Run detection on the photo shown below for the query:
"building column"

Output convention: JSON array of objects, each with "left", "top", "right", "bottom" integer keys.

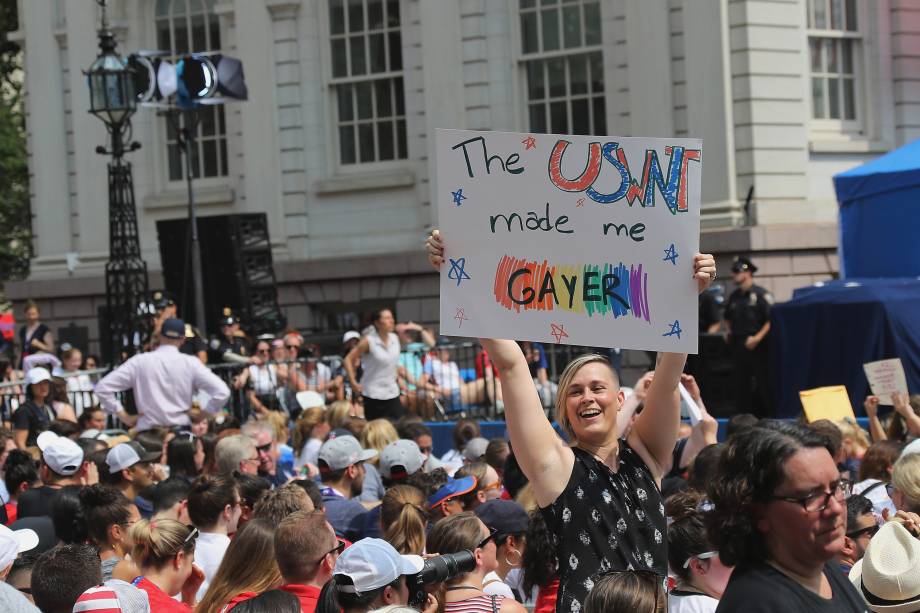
[
  {"left": 66, "top": 3, "right": 112, "bottom": 272},
  {"left": 21, "top": 0, "right": 72, "bottom": 277},
  {"left": 624, "top": 0, "right": 674, "bottom": 136},
  {"left": 683, "top": 0, "right": 743, "bottom": 227}
]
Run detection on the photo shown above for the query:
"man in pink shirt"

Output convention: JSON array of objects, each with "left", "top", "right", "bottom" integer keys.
[
  {"left": 275, "top": 510, "right": 343, "bottom": 612},
  {"left": 96, "top": 319, "right": 230, "bottom": 430}
]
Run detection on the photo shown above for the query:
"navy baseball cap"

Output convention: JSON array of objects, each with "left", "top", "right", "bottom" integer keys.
[
  {"left": 161, "top": 318, "right": 185, "bottom": 339},
  {"left": 475, "top": 499, "right": 529, "bottom": 536},
  {"left": 428, "top": 476, "right": 477, "bottom": 509}
]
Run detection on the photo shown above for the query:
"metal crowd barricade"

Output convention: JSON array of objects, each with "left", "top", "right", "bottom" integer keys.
[
  {"left": 0, "top": 367, "right": 111, "bottom": 424},
  {"left": 206, "top": 356, "right": 344, "bottom": 423}
]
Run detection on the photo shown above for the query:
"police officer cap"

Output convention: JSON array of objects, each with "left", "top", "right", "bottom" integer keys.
[
  {"left": 731, "top": 257, "right": 757, "bottom": 274},
  {"left": 220, "top": 307, "right": 238, "bottom": 326},
  {"left": 152, "top": 291, "right": 175, "bottom": 310}
]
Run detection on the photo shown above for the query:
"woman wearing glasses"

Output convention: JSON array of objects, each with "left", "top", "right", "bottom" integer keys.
[
  {"left": 80, "top": 484, "right": 142, "bottom": 582},
  {"left": 428, "top": 230, "right": 715, "bottom": 612},
  {"left": 233, "top": 339, "right": 280, "bottom": 415},
  {"left": 706, "top": 421, "right": 865, "bottom": 612},
  {"left": 665, "top": 490, "right": 732, "bottom": 612},
  {"left": 128, "top": 519, "right": 204, "bottom": 612},
  {"left": 427, "top": 512, "right": 527, "bottom": 613}
]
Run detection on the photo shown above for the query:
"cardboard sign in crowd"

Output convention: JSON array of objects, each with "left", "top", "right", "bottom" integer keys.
[{"left": 436, "top": 129, "right": 703, "bottom": 353}]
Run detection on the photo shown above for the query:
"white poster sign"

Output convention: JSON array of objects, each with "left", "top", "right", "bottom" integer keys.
[
  {"left": 863, "top": 358, "right": 908, "bottom": 405},
  {"left": 436, "top": 129, "right": 702, "bottom": 352}
]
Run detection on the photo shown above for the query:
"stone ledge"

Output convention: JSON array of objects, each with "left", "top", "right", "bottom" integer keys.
[
  {"left": 275, "top": 251, "right": 432, "bottom": 283},
  {"left": 314, "top": 169, "right": 416, "bottom": 195},
  {"left": 701, "top": 223, "right": 838, "bottom": 253},
  {"left": 143, "top": 185, "right": 235, "bottom": 211}
]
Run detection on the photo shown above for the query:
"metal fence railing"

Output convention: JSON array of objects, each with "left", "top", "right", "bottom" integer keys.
[{"left": 0, "top": 341, "right": 627, "bottom": 426}]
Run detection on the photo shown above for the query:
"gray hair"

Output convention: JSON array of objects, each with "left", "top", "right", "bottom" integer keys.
[
  {"left": 241, "top": 419, "right": 275, "bottom": 442},
  {"left": 215, "top": 434, "right": 256, "bottom": 474}
]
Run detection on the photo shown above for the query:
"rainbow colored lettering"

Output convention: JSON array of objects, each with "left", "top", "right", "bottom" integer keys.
[{"left": 493, "top": 255, "right": 651, "bottom": 322}]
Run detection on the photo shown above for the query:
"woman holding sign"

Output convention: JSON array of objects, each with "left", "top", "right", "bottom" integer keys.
[{"left": 427, "top": 230, "right": 716, "bottom": 613}]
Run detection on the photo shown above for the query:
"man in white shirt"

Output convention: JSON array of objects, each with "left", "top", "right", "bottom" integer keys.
[
  {"left": 95, "top": 319, "right": 231, "bottom": 431},
  {"left": 186, "top": 474, "right": 241, "bottom": 600}
]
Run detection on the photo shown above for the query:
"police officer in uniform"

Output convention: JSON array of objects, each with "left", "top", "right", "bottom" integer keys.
[
  {"left": 181, "top": 323, "right": 209, "bottom": 363},
  {"left": 723, "top": 257, "right": 773, "bottom": 417},
  {"left": 144, "top": 291, "right": 178, "bottom": 350},
  {"left": 208, "top": 308, "right": 252, "bottom": 364}
]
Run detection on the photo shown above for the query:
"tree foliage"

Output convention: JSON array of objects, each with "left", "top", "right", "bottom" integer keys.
[{"left": 0, "top": 0, "right": 31, "bottom": 283}]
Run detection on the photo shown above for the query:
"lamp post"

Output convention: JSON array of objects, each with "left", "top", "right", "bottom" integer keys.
[{"left": 86, "top": 0, "right": 149, "bottom": 365}]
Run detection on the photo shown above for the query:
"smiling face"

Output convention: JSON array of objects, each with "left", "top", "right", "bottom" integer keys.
[
  {"left": 254, "top": 430, "right": 277, "bottom": 475},
  {"left": 63, "top": 350, "right": 82, "bottom": 372},
  {"left": 561, "top": 360, "right": 624, "bottom": 444},
  {"left": 758, "top": 447, "right": 846, "bottom": 568}
]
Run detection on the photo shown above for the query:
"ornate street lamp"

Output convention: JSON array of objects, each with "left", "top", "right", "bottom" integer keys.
[{"left": 85, "top": 0, "right": 149, "bottom": 365}]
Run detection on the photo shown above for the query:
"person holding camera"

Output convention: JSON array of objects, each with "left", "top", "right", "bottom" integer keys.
[
  {"left": 320, "top": 538, "right": 438, "bottom": 613},
  {"left": 426, "top": 512, "right": 527, "bottom": 613}
]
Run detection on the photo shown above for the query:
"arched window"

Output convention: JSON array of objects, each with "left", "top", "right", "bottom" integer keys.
[{"left": 155, "top": 0, "right": 228, "bottom": 181}]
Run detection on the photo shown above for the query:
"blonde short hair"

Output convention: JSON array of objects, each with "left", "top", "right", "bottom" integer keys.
[
  {"left": 553, "top": 354, "right": 619, "bottom": 441},
  {"left": 361, "top": 419, "right": 399, "bottom": 466},
  {"left": 892, "top": 452, "right": 920, "bottom": 510}
]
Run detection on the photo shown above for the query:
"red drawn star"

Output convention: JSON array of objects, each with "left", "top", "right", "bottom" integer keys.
[
  {"left": 550, "top": 323, "right": 569, "bottom": 344},
  {"left": 522, "top": 135, "right": 536, "bottom": 150},
  {"left": 454, "top": 308, "right": 469, "bottom": 327},
  {"left": 576, "top": 197, "right": 585, "bottom": 207}
]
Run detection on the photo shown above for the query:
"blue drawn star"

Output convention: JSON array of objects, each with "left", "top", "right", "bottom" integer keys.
[
  {"left": 662, "top": 320, "right": 683, "bottom": 340},
  {"left": 452, "top": 188, "right": 467, "bottom": 207},
  {"left": 663, "top": 243, "right": 678, "bottom": 265},
  {"left": 447, "top": 257, "right": 471, "bottom": 287}
]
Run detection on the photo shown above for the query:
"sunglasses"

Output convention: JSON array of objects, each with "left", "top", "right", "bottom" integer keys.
[
  {"left": 476, "top": 527, "right": 498, "bottom": 550},
  {"left": 682, "top": 550, "right": 718, "bottom": 569},
  {"left": 173, "top": 430, "right": 196, "bottom": 443},
  {"left": 256, "top": 441, "right": 273, "bottom": 454},
  {"left": 846, "top": 524, "right": 879, "bottom": 539},
  {"left": 315, "top": 539, "right": 346, "bottom": 565},
  {"left": 285, "top": 345, "right": 299, "bottom": 350}
]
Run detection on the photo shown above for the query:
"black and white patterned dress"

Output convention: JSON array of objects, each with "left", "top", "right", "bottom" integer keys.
[{"left": 540, "top": 441, "right": 667, "bottom": 613}]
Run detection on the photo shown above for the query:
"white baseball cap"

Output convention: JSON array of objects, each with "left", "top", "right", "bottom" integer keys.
[
  {"left": 379, "top": 439, "right": 427, "bottom": 479},
  {"left": 318, "top": 435, "right": 378, "bottom": 472},
  {"left": 106, "top": 442, "right": 161, "bottom": 473},
  {"left": 343, "top": 331, "right": 361, "bottom": 343},
  {"left": 36, "top": 431, "right": 84, "bottom": 476},
  {"left": 0, "top": 524, "right": 39, "bottom": 570},
  {"left": 25, "top": 367, "right": 52, "bottom": 387},
  {"left": 334, "top": 538, "right": 424, "bottom": 593},
  {"left": 296, "top": 390, "right": 325, "bottom": 411}
]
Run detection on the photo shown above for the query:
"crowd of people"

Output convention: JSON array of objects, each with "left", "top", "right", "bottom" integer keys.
[{"left": 0, "top": 235, "right": 915, "bottom": 612}]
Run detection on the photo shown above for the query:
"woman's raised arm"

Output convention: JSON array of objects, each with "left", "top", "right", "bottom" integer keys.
[
  {"left": 628, "top": 253, "right": 715, "bottom": 478},
  {"left": 426, "top": 231, "right": 573, "bottom": 506}
]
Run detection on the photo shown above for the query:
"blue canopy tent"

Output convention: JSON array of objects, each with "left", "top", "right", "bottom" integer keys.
[
  {"left": 833, "top": 138, "right": 920, "bottom": 278},
  {"left": 771, "top": 279, "right": 920, "bottom": 418}
]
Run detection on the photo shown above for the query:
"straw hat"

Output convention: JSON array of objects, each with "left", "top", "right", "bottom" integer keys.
[{"left": 849, "top": 522, "right": 920, "bottom": 612}]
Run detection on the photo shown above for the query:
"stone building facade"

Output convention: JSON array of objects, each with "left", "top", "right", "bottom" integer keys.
[{"left": 7, "top": 0, "right": 920, "bottom": 353}]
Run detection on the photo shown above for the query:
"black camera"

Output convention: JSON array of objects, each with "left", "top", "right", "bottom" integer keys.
[{"left": 407, "top": 550, "right": 477, "bottom": 608}]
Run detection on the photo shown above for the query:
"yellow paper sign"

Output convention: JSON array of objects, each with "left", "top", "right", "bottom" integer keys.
[{"left": 799, "top": 386, "right": 856, "bottom": 423}]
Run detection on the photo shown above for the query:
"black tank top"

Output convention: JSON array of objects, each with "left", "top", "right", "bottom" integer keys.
[{"left": 540, "top": 442, "right": 666, "bottom": 613}]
